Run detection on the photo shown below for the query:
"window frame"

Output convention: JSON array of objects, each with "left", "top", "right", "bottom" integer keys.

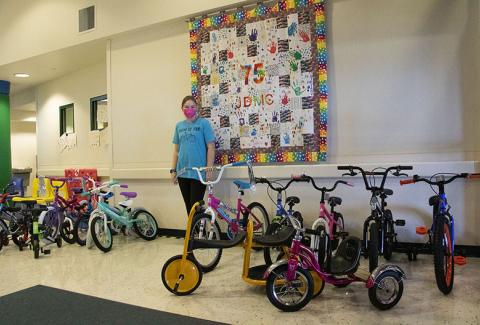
[
  {"left": 59, "top": 103, "right": 75, "bottom": 136},
  {"left": 90, "top": 94, "right": 108, "bottom": 131}
]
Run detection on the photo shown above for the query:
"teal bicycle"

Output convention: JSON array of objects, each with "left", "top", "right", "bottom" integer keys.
[{"left": 85, "top": 180, "right": 158, "bottom": 252}]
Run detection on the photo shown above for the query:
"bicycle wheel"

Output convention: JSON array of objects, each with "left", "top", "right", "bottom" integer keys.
[
  {"left": 190, "top": 213, "right": 222, "bottom": 273},
  {"left": 90, "top": 215, "right": 113, "bottom": 252},
  {"left": 73, "top": 215, "right": 89, "bottom": 246},
  {"left": 161, "top": 254, "right": 203, "bottom": 296},
  {"left": 243, "top": 202, "right": 269, "bottom": 236},
  {"left": 132, "top": 209, "right": 158, "bottom": 240},
  {"left": 0, "top": 219, "right": 9, "bottom": 246},
  {"left": 369, "top": 223, "right": 379, "bottom": 272},
  {"left": 368, "top": 270, "right": 404, "bottom": 310},
  {"left": 41, "top": 209, "right": 62, "bottom": 241},
  {"left": 32, "top": 237, "right": 40, "bottom": 259},
  {"left": 266, "top": 264, "right": 313, "bottom": 312},
  {"left": 332, "top": 213, "right": 344, "bottom": 251},
  {"left": 433, "top": 215, "right": 454, "bottom": 294},
  {"left": 383, "top": 220, "right": 394, "bottom": 261},
  {"left": 263, "top": 221, "right": 285, "bottom": 265},
  {"left": 60, "top": 214, "right": 76, "bottom": 244},
  {"left": 311, "top": 271, "right": 325, "bottom": 298}
]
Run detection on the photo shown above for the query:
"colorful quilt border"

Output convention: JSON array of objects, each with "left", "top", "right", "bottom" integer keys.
[{"left": 188, "top": 0, "right": 327, "bottom": 163}]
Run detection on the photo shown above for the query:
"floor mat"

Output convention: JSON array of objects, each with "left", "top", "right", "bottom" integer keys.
[{"left": 0, "top": 285, "right": 228, "bottom": 325}]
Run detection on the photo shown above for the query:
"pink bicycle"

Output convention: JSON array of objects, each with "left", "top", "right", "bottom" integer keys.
[
  {"left": 178, "top": 162, "right": 269, "bottom": 272},
  {"left": 292, "top": 175, "right": 353, "bottom": 275}
]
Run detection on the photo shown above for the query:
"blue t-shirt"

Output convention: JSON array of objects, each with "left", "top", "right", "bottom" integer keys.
[{"left": 173, "top": 118, "right": 216, "bottom": 180}]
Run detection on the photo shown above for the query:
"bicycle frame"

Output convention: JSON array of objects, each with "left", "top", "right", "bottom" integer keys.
[{"left": 205, "top": 189, "right": 263, "bottom": 234}]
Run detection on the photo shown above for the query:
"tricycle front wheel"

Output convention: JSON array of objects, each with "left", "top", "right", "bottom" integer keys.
[{"left": 161, "top": 254, "right": 202, "bottom": 296}]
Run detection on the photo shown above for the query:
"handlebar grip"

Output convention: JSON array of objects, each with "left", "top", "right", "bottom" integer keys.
[
  {"left": 120, "top": 184, "right": 128, "bottom": 188},
  {"left": 232, "top": 161, "right": 247, "bottom": 167},
  {"left": 398, "top": 165, "right": 413, "bottom": 170},
  {"left": 255, "top": 177, "right": 267, "bottom": 183},
  {"left": 468, "top": 173, "right": 480, "bottom": 179},
  {"left": 400, "top": 179, "right": 415, "bottom": 186},
  {"left": 291, "top": 174, "right": 308, "bottom": 181},
  {"left": 337, "top": 166, "right": 352, "bottom": 170}
]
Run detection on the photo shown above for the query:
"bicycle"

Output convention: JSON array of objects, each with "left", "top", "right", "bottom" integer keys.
[
  {"left": 253, "top": 176, "right": 304, "bottom": 265},
  {"left": 338, "top": 165, "right": 412, "bottom": 272},
  {"left": 0, "top": 182, "right": 23, "bottom": 250},
  {"left": 400, "top": 172, "right": 480, "bottom": 294},
  {"left": 291, "top": 175, "right": 353, "bottom": 275},
  {"left": 264, "top": 211, "right": 406, "bottom": 312},
  {"left": 177, "top": 162, "right": 269, "bottom": 272},
  {"left": 86, "top": 180, "right": 158, "bottom": 252}
]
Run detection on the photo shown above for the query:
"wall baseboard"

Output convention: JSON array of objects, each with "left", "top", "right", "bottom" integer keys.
[{"left": 158, "top": 228, "right": 480, "bottom": 257}]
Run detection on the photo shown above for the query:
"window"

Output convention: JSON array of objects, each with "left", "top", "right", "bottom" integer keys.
[
  {"left": 90, "top": 95, "right": 108, "bottom": 131},
  {"left": 59, "top": 103, "right": 75, "bottom": 136}
]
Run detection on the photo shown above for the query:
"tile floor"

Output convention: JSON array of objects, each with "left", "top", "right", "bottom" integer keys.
[{"left": 0, "top": 235, "right": 479, "bottom": 325}]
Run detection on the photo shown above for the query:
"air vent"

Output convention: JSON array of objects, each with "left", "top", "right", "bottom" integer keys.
[{"left": 79, "top": 6, "right": 95, "bottom": 32}]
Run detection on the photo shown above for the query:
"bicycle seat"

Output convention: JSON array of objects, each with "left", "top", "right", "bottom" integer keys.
[
  {"left": 286, "top": 196, "right": 300, "bottom": 206},
  {"left": 330, "top": 236, "right": 361, "bottom": 275},
  {"left": 191, "top": 231, "right": 246, "bottom": 249},
  {"left": 233, "top": 180, "right": 252, "bottom": 190},
  {"left": 382, "top": 188, "right": 394, "bottom": 196},
  {"left": 328, "top": 196, "right": 342, "bottom": 207},
  {"left": 253, "top": 226, "right": 295, "bottom": 246},
  {"left": 429, "top": 195, "right": 439, "bottom": 207},
  {"left": 120, "top": 192, "right": 137, "bottom": 199}
]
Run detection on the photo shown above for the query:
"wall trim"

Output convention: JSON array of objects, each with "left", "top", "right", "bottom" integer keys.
[{"left": 112, "top": 161, "right": 478, "bottom": 180}]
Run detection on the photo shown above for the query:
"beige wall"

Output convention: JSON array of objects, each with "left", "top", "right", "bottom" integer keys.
[
  {"left": 10, "top": 121, "right": 37, "bottom": 194},
  {"left": 0, "top": 0, "right": 254, "bottom": 65},
  {"left": 36, "top": 61, "right": 109, "bottom": 175},
  {"left": 31, "top": 0, "right": 480, "bottom": 244}
]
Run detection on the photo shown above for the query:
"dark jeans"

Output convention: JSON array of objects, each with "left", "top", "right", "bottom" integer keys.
[{"left": 177, "top": 177, "right": 206, "bottom": 215}]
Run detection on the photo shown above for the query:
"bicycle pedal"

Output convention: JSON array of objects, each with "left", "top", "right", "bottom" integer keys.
[
  {"left": 43, "top": 249, "right": 51, "bottom": 255},
  {"left": 395, "top": 219, "right": 405, "bottom": 226},
  {"left": 416, "top": 226, "right": 428, "bottom": 235}
]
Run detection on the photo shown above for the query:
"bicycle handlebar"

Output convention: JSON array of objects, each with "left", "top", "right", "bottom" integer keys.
[
  {"left": 400, "top": 173, "right": 469, "bottom": 187},
  {"left": 255, "top": 177, "right": 298, "bottom": 193},
  {"left": 337, "top": 165, "right": 412, "bottom": 190},
  {"left": 179, "top": 162, "right": 253, "bottom": 186},
  {"left": 291, "top": 174, "right": 353, "bottom": 192}
]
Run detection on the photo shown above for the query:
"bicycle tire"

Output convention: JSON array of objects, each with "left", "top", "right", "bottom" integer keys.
[
  {"left": 433, "top": 214, "right": 454, "bottom": 294},
  {"left": 190, "top": 213, "right": 222, "bottom": 273},
  {"left": 73, "top": 215, "right": 89, "bottom": 246},
  {"left": 60, "top": 216, "right": 76, "bottom": 244},
  {"left": 132, "top": 209, "right": 158, "bottom": 240},
  {"left": 263, "top": 222, "right": 284, "bottom": 265},
  {"left": 266, "top": 264, "right": 313, "bottom": 312},
  {"left": 383, "top": 220, "right": 394, "bottom": 261},
  {"left": 369, "top": 222, "right": 379, "bottom": 272},
  {"left": 90, "top": 215, "right": 113, "bottom": 252}
]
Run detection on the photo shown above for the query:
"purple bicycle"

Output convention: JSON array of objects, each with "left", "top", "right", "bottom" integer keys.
[{"left": 176, "top": 162, "right": 268, "bottom": 272}]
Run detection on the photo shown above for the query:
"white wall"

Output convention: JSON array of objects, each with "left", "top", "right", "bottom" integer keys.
[
  {"left": 30, "top": 1, "right": 480, "bottom": 244},
  {"left": 10, "top": 121, "right": 37, "bottom": 194},
  {"left": 36, "top": 61, "right": 109, "bottom": 175},
  {"left": 106, "top": 0, "right": 480, "bottom": 245},
  {"left": 0, "top": 0, "right": 253, "bottom": 66}
]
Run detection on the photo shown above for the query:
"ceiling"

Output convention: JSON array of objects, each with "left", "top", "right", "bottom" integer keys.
[{"left": 0, "top": 39, "right": 107, "bottom": 96}]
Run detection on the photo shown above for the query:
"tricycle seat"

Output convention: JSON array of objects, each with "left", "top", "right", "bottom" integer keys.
[
  {"left": 253, "top": 226, "right": 295, "bottom": 247},
  {"left": 330, "top": 236, "right": 361, "bottom": 275},
  {"left": 191, "top": 231, "right": 246, "bottom": 250}
]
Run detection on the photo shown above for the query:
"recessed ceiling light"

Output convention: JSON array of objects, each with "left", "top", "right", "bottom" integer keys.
[{"left": 14, "top": 73, "right": 30, "bottom": 78}]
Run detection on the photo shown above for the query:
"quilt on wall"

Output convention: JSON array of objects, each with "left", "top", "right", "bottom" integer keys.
[{"left": 189, "top": 0, "right": 328, "bottom": 164}]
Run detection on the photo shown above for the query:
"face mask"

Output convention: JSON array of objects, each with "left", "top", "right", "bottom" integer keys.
[{"left": 183, "top": 107, "right": 197, "bottom": 119}]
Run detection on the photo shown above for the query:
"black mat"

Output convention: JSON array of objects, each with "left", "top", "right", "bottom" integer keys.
[{"left": 0, "top": 285, "right": 228, "bottom": 325}]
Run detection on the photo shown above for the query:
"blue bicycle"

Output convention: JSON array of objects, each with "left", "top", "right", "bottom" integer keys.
[{"left": 400, "top": 173, "right": 478, "bottom": 294}]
